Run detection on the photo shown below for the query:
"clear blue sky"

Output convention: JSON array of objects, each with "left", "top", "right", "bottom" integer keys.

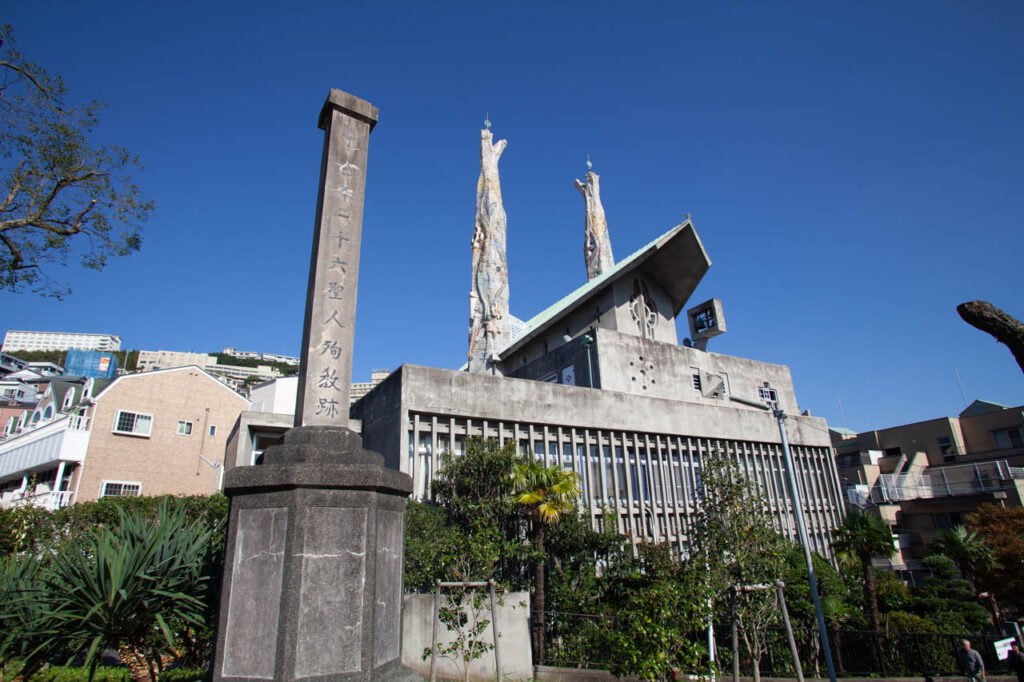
[{"left": 4, "top": 1, "right": 1023, "bottom": 432}]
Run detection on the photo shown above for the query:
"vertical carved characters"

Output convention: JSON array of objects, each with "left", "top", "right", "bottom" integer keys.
[
  {"left": 294, "top": 91, "right": 376, "bottom": 426},
  {"left": 574, "top": 168, "right": 614, "bottom": 281},
  {"left": 468, "top": 127, "right": 510, "bottom": 374}
]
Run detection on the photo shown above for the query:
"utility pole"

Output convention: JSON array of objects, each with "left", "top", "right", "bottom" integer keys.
[{"left": 775, "top": 407, "right": 837, "bottom": 682}]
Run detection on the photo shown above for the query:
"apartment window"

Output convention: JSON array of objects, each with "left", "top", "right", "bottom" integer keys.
[
  {"left": 932, "top": 511, "right": 963, "bottom": 529},
  {"left": 884, "top": 446, "right": 902, "bottom": 458},
  {"left": 112, "top": 410, "right": 153, "bottom": 437},
  {"left": 209, "top": 425, "right": 217, "bottom": 437},
  {"left": 691, "top": 374, "right": 702, "bottom": 392},
  {"left": 758, "top": 386, "right": 778, "bottom": 403},
  {"left": 100, "top": 481, "right": 141, "bottom": 498},
  {"left": 993, "top": 427, "right": 1024, "bottom": 450},
  {"left": 938, "top": 437, "right": 956, "bottom": 462},
  {"left": 177, "top": 420, "right": 193, "bottom": 436}
]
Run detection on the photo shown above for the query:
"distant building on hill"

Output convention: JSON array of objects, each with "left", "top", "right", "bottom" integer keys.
[
  {"left": 2, "top": 330, "right": 121, "bottom": 353},
  {"left": 136, "top": 350, "right": 284, "bottom": 383},
  {"left": 222, "top": 347, "right": 300, "bottom": 366}
]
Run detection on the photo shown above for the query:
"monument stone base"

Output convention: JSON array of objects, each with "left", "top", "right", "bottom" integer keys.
[{"left": 211, "top": 426, "right": 423, "bottom": 681}]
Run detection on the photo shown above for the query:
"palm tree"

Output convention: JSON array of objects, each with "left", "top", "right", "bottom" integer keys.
[
  {"left": 929, "top": 525, "right": 995, "bottom": 593},
  {"left": 511, "top": 456, "right": 581, "bottom": 664},
  {"left": 831, "top": 510, "right": 894, "bottom": 633}
]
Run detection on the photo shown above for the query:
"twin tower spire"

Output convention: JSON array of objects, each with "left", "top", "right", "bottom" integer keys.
[{"left": 467, "top": 121, "right": 615, "bottom": 373}]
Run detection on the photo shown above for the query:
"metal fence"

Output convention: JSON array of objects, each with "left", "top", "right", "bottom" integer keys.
[{"left": 543, "top": 612, "right": 1015, "bottom": 677}]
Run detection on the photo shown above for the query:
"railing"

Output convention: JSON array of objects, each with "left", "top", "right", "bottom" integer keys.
[
  {"left": 0, "top": 413, "right": 91, "bottom": 444},
  {"left": 542, "top": 612, "right": 1014, "bottom": 676},
  {"left": 1, "top": 488, "right": 73, "bottom": 510},
  {"left": 876, "top": 460, "right": 1015, "bottom": 503}
]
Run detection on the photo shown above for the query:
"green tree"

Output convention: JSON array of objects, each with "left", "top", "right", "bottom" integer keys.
[
  {"left": 689, "top": 457, "right": 789, "bottom": 682},
  {"left": 831, "top": 510, "right": 894, "bottom": 632},
  {"left": 511, "top": 454, "right": 581, "bottom": 664},
  {"left": 602, "top": 542, "right": 710, "bottom": 681},
  {"left": 0, "top": 24, "right": 152, "bottom": 297},
  {"left": 928, "top": 525, "right": 995, "bottom": 595},
  {"left": 910, "top": 555, "right": 989, "bottom": 633}
]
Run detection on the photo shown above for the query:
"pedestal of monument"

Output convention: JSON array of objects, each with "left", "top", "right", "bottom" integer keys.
[{"left": 211, "top": 427, "right": 422, "bottom": 681}]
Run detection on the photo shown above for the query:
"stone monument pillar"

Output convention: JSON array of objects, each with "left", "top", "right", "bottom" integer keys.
[
  {"left": 211, "top": 89, "right": 420, "bottom": 682},
  {"left": 574, "top": 162, "right": 614, "bottom": 281},
  {"left": 467, "top": 121, "right": 510, "bottom": 374}
]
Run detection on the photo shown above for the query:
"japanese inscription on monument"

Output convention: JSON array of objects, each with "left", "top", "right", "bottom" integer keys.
[{"left": 294, "top": 89, "right": 377, "bottom": 426}]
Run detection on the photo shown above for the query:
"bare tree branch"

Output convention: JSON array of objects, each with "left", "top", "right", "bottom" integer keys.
[{"left": 957, "top": 300, "right": 1024, "bottom": 374}]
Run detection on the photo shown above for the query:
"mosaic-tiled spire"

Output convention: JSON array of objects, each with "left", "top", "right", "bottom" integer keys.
[
  {"left": 468, "top": 121, "right": 509, "bottom": 373},
  {"left": 574, "top": 161, "right": 614, "bottom": 280}
]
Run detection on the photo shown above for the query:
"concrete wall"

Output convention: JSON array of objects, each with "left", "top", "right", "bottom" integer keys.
[
  {"left": 388, "top": 364, "right": 829, "bottom": 449},
  {"left": 959, "top": 406, "right": 1024, "bottom": 457},
  {"left": 77, "top": 368, "right": 249, "bottom": 501},
  {"left": 593, "top": 328, "right": 801, "bottom": 414},
  {"left": 224, "top": 410, "right": 294, "bottom": 469},
  {"left": 401, "top": 591, "right": 531, "bottom": 681},
  {"left": 610, "top": 273, "right": 678, "bottom": 345},
  {"left": 248, "top": 376, "right": 297, "bottom": 415},
  {"left": 351, "top": 367, "right": 407, "bottom": 472}
]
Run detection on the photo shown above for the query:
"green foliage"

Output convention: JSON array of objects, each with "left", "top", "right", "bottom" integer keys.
[
  {"left": 831, "top": 509, "right": 894, "bottom": 631},
  {"left": 874, "top": 568, "right": 911, "bottom": 615},
  {"left": 404, "top": 501, "right": 502, "bottom": 591},
  {"left": 0, "top": 24, "right": 153, "bottom": 297},
  {"left": 0, "top": 493, "right": 228, "bottom": 559},
  {"left": 928, "top": 525, "right": 994, "bottom": 591},
  {"left": 429, "top": 437, "right": 528, "bottom": 589},
  {"left": 0, "top": 496, "right": 226, "bottom": 678},
  {"left": 602, "top": 543, "right": 710, "bottom": 681},
  {"left": 545, "top": 509, "right": 630, "bottom": 615},
  {"left": 885, "top": 610, "right": 939, "bottom": 633},
  {"left": 782, "top": 545, "right": 852, "bottom": 629},
  {"left": 909, "top": 555, "right": 990, "bottom": 633}
]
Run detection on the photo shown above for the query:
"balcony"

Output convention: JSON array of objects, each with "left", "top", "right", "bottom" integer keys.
[
  {"left": 0, "top": 414, "right": 91, "bottom": 481},
  {"left": 874, "top": 460, "right": 1017, "bottom": 503},
  {"left": 1, "top": 488, "right": 74, "bottom": 510}
]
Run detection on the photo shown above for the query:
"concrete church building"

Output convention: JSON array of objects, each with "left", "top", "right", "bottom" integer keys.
[{"left": 351, "top": 125, "right": 846, "bottom": 557}]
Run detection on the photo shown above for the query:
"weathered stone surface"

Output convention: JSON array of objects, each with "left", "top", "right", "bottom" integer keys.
[
  {"left": 293, "top": 507, "right": 367, "bottom": 677},
  {"left": 372, "top": 510, "right": 404, "bottom": 667},
  {"left": 294, "top": 89, "right": 377, "bottom": 428},
  {"left": 468, "top": 126, "right": 510, "bottom": 374},
  {"left": 220, "top": 507, "right": 288, "bottom": 680},
  {"left": 574, "top": 168, "right": 614, "bottom": 281}
]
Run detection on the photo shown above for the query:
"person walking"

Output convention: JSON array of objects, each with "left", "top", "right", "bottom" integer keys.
[
  {"left": 1007, "top": 642, "right": 1024, "bottom": 682},
  {"left": 961, "top": 639, "right": 986, "bottom": 682}
]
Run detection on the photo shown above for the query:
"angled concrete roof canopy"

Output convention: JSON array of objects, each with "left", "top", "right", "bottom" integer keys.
[{"left": 498, "top": 218, "right": 710, "bottom": 359}]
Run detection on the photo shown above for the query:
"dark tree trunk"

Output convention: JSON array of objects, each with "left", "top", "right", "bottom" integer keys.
[
  {"left": 532, "top": 524, "right": 546, "bottom": 665},
  {"left": 957, "top": 301, "right": 1024, "bottom": 373},
  {"left": 862, "top": 554, "right": 881, "bottom": 633}
]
